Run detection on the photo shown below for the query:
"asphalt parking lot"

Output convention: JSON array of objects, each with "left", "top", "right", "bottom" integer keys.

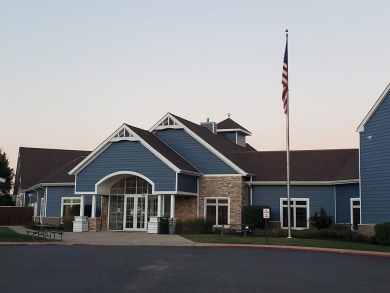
[{"left": 1, "top": 246, "right": 389, "bottom": 293}]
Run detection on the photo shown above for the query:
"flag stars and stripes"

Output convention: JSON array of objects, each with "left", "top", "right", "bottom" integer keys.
[{"left": 282, "top": 41, "right": 289, "bottom": 114}]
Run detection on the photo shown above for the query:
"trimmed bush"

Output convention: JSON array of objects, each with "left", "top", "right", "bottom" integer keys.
[
  {"left": 175, "top": 218, "right": 213, "bottom": 234},
  {"left": 329, "top": 224, "right": 350, "bottom": 232},
  {"left": 309, "top": 208, "right": 334, "bottom": 229},
  {"left": 242, "top": 205, "right": 270, "bottom": 229},
  {"left": 374, "top": 222, "right": 390, "bottom": 246},
  {"left": 352, "top": 233, "right": 368, "bottom": 243},
  {"left": 368, "top": 235, "right": 378, "bottom": 245}
]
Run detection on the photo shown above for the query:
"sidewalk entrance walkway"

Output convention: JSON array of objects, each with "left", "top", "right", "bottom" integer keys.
[{"left": 7, "top": 226, "right": 195, "bottom": 246}]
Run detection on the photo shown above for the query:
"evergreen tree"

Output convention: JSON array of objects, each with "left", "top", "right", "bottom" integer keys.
[{"left": 0, "top": 149, "right": 15, "bottom": 204}]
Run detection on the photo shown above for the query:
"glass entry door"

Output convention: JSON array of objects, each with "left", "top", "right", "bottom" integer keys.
[{"left": 124, "top": 195, "right": 146, "bottom": 231}]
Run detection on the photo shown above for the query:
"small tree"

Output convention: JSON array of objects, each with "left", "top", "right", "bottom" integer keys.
[
  {"left": 0, "top": 149, "right": 15, "bottom": 206},
  {"left": 310, "top": 208, "right": 334, "bottom": 229}
]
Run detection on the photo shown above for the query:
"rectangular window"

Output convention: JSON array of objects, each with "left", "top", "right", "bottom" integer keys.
[
  {"left": 350, "top": 198, "right": 360, "bottom": 231},
  {"left": 205, "top": 197, "right": 229, "bottom": 226},
  {"left": 280, "top": 198, "right": 309, "bottom": 229},
  {"left": 61, "top": 197, "right": 82, "bottom": 223}
]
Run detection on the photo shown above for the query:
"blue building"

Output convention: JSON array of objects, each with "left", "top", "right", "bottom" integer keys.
[
  {"left": 357, "top": 83, "right": 390, "bottom": 235},
  {"left": 14, "top": 111, "right": 364, "bottom": 232}
]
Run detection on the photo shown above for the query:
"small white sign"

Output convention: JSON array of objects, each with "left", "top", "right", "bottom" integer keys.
[{"left": 263, "top": 208, "right": 270, "bottom": 219}]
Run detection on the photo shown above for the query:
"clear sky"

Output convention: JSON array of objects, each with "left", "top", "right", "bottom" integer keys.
[{"left": 1, "top": 0, "right": 389, "bottom": 172}]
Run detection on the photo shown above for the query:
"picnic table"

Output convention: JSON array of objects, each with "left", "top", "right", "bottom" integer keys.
[{"left": 31, "top": 224, "right": 64, "bottom": 241}]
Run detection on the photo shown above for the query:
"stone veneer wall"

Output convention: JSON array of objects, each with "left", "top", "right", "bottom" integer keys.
[
  {"left": 199, "top": 176, "right": 246, "bottom": 224},
  {"left": 175, "top": 196, "right": 197, "bottom": 219},
  {"left": 358, "top": 224, "right": 375, "bottom": 236},
  {"left": 101, "top": 196, "right": 109, "bottom": 231}
]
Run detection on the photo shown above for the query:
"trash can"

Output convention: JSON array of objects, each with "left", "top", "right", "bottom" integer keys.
[{"left": 157, "top": 217, "right": 169, "bottom": 234}]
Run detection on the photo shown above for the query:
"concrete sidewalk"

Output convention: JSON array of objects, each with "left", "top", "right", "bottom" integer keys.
[{"left": 6, "top": 226, "right": 195, "bottom": 246}]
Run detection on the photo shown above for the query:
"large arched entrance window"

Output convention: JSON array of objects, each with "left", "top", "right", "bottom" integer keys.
[{"left": 108, "top": 176, "right": 156, "bottom": 231}]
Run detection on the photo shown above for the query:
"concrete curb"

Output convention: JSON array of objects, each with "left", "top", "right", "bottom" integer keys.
[{"left": 193, "top": 243, "right": 390, "bottom": 258}]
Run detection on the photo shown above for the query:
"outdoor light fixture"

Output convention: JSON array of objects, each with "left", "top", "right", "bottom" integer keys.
[{"left": 0, "top": 177, "right": 5, "bottom": 183}]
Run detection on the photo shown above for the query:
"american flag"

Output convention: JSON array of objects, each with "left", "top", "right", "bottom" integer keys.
[{"left": 282, "top": 40, "right": 288, "bottom": 114}]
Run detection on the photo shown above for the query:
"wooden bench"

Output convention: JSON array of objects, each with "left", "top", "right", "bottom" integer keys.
[{"left": 26, "top": 229, "right": 44, "bottom": 241}]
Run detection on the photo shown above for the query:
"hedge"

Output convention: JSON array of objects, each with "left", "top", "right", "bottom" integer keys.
[
  {"left": 242, "top": 205, "right": 270, "bottom": 229},
  {"left": 375, "top": 222, "right": 390, "bottom": 246}
]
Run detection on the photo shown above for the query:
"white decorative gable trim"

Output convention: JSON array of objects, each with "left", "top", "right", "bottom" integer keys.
[
  {"left": 69, "top": 123, "right": 184, "bottom": 175},
  {"left": 357, "top": 82, "right": 390, "bottom": 133}
]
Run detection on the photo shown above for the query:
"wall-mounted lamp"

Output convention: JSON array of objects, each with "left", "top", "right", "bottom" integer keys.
[{"left": 367, "top": 135, "right": 373, "bottom": 141}]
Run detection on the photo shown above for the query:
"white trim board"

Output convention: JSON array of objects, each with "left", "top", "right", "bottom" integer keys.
[
  {"left": 357, "top": 82, "right": 390, "bottom": 132},
  {"left": 246, "top": 179, "right": 359, "bottom": 186}
]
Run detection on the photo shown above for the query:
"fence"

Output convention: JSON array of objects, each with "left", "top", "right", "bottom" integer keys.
[{"left": 0, "top": 207, "right": 34, "bottom": 225}]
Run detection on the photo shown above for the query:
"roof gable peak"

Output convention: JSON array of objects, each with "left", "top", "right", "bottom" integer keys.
[{"left": 357, "top": 82, "right": 390, "bottom": 132}]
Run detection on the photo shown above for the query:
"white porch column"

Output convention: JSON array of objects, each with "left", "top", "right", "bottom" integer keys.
[
  {"left": 170, "top": 194, "right": 175, "bottom": 219},
  {"left": 80, "top": 195, "right": 85, "bottom": 217},
  {"left": 91, "top": 194, "right": 96, "bottom": 218},
  {"left": 157, "top": 194, "right": 162, "bottom": 217}
]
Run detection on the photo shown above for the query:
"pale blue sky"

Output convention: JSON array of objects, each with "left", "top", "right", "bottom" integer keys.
[{"left": 1, "top": 0, "right": 389, "bottom": 171}]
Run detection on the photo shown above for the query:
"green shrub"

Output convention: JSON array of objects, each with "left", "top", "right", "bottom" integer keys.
[
  {"left": 309, "top": 208, "right": 334, "bottom": 229},
  {"left": 375, "top": 222, "right": 390, "bottom": 246},
  {"left": 329, "top": 224, "right": 350, "bottom": 232},
  {"left": 176, "top": 218, "right": 213, "bottom": 234},
  {"left": 242, "top": 205, "right": 270, "bottom": 229},
  {"left": 368, "top": 235, "right": 378, "bottom": 244},
  {"left": 352, "top": 233, "right": 368, "bottom": 243}
]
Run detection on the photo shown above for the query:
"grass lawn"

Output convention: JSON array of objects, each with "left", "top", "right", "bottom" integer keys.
[
  {"left": 182, "top": 234, "right": 390, "bottom": 253},
  {"left": 0, "top": 227, "right": 41, "bottom": 242}
]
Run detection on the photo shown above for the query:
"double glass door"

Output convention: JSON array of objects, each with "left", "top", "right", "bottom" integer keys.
[{"left": 124, "top": 195, "right": 146, "bottom": 230}]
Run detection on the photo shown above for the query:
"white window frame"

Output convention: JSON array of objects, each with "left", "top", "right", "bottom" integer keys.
[
  {"left": 280, "top": 198, "right": 310, "bottom": 229},
  {"left": 204, "top": 197, "right": 230, "bottom": 226},
  {"left": 350, "top": 198, "right": 361, "bottom": 230},
  {"left": 61, "top": 197, "right": 82, "bottom": 220}
]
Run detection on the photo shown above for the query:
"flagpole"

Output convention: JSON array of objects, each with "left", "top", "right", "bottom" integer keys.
[{"left": 285, "top": 29, "right": 292, "bottom": 238}]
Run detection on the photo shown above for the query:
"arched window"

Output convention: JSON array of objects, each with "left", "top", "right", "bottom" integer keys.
[{"left": 110, "top": 176, "right": 152, "bottom": 195}]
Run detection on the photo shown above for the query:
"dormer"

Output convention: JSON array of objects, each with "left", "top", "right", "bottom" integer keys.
[{"left": 217, "top": 118, "right": 252, "bottom": 147}]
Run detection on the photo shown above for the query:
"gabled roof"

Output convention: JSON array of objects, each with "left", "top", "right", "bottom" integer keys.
[
  {"left": 357, "top": 82, "right": 390, "bottom": 132},
  {"left": 69, "top": 123, "right": 201, "bottom": 176},
  {"left": 14, "top": 147, "right": 90, "bottom": 192},
  {"left": 126, "top": 125, "right": 200, "bottom": 174},
  {"left": 232, "top": 149, "right": 359, "bottom": 182},
  {"left": 217, "top": 118, "right": 252, "bottom": 135},
  {"left": 168, "top": 113, "right": 257, "bottom": 175}
]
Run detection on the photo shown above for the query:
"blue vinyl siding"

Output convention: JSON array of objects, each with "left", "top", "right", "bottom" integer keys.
[
  {"left": 360, "top": 90, "right": 390, "bottom": 224},
  {"left": 251, "top": 185, "right": 336, "bottom": 222},
  {"left": 76, "top": 141, "right": 176, "bottom": 193},
  {"left": 177, "top": 174, "right": 198, "bottom": 193},
  {"left": 155, "top": 129, "right": 237, "bottom": 174},
  {"left": 46, "top": 186, "right": 102, "bottom": 218},
  {"left": 335, "top": 184, "right": 359, "bottom": 223}
]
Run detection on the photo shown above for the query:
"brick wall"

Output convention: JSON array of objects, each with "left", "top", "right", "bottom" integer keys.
[
  {"left": 199, "top": 176, "right": 246, "bottom": 224},
  {"left": 175, "top": 196, "right": 197, "bottom": 219},
  {"left": 358, "top": 224, "right": 375, "bottom": 236}
]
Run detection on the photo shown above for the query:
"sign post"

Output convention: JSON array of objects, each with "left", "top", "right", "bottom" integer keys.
[{"left": 263, "top": 208, "right": 270, "bottom": 244}]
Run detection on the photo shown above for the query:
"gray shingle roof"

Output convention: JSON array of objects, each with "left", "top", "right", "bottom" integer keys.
[
  {"left": 16, "top": 147, "right": 90, "bottom": 190},
  {"left": 126, "top": 124, "right": 200, "bottom": 174},
  {"left": 232, "top": 149, "right": 359, "bottom": 181}
]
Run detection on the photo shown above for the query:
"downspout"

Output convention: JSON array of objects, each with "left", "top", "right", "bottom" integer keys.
[
  {"left": 250, "top": 176, "right": 253, "bottom": 205},
  {"left": 333, "top": 185, "right": 337, "bottom": 223}
]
